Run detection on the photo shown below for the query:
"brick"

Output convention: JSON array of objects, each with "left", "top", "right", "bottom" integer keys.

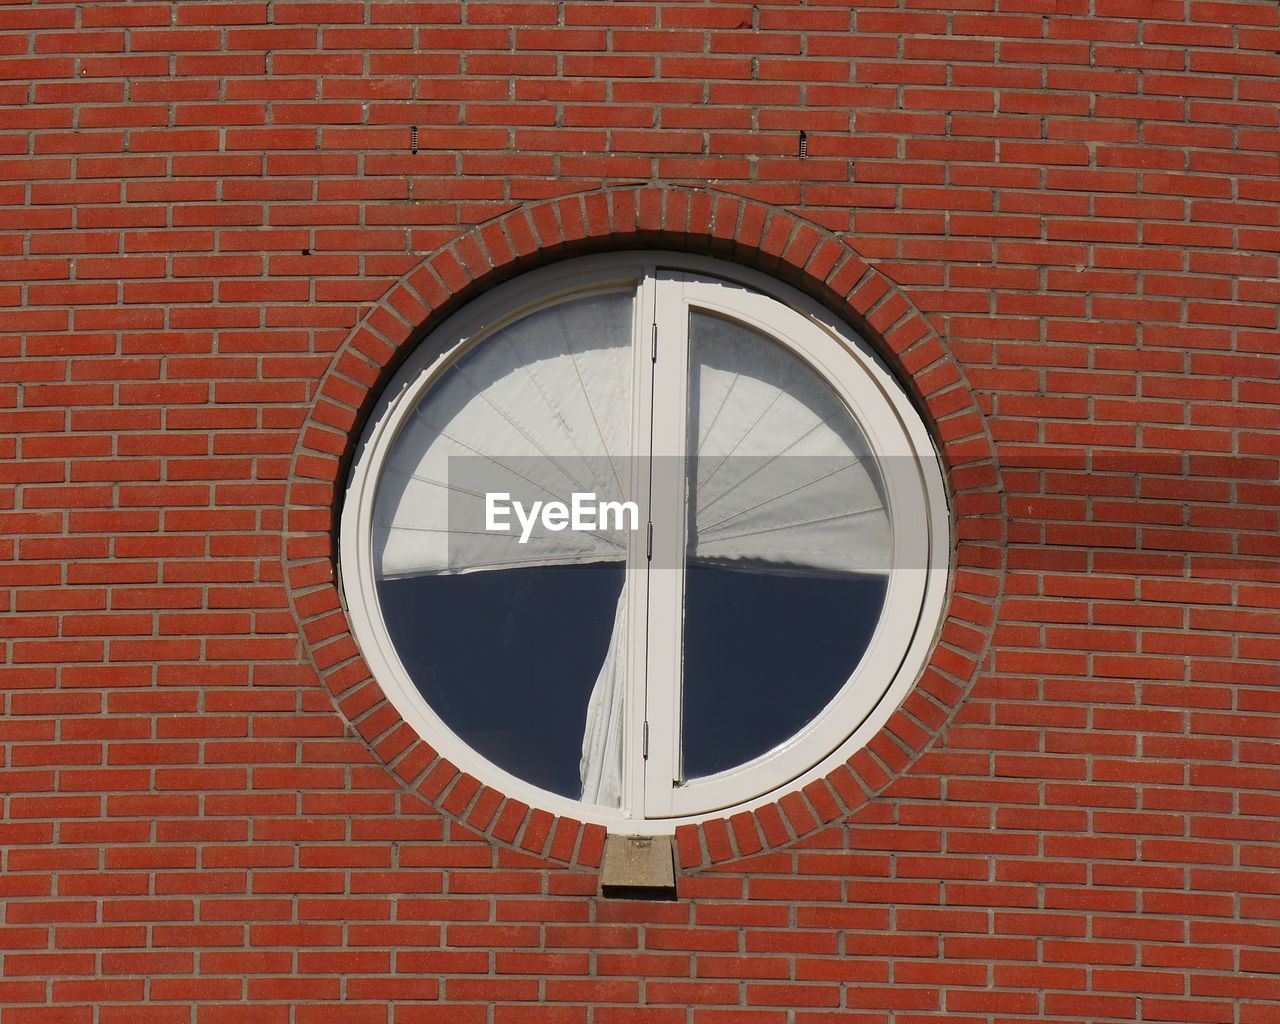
[{"left": 0, "top": 9, "right": 1273, "bottom": 1023}]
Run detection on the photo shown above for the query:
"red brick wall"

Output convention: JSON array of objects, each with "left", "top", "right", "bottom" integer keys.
[{"left": 3, "top": 2, "right": 1279, "bottom": 1022}]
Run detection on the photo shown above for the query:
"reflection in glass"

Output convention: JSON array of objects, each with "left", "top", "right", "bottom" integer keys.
[
  {"left": 681, "top": 311, "right": 891, "bottom": 782},
  {"left": 372, "top": 291, "right": 634, "bottom": 806},
  {"left": 680, "top": 567, "right": 887, "bottom": 779},
  {"left": 378, "top": 564, "right": 625, "bottom": 800}
]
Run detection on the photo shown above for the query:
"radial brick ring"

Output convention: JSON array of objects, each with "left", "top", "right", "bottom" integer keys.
[{"left": 283, "top": 184, "right": 1005, "bottom": 871}]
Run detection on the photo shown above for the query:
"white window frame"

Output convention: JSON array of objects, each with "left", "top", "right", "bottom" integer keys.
[{"left": 341, "top": 252, "right": 951, "bottom": 834}]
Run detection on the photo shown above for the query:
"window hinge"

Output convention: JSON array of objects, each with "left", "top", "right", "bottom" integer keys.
[
  {"left": 642, "top": 721, "right": 649, "bottom": 759},
  {"left": 651, "top": 322, "right": 657, "bottom": 362},
  {"left": 646, "top": 521, "right": 652, "bottom": 559}
]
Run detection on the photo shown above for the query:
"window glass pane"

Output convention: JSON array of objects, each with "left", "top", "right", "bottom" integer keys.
[
  {"left": 378, "top": 564, "right": 625, "bottom": 802},
  {"left": 371, "top": 291, "right": 634, "bottom": 806},
  {"left": 680, "top": 567, "right": 887, "bottom": 780},
  {"left": 681, "top": 310, "right": 891, "bottom": 782}
]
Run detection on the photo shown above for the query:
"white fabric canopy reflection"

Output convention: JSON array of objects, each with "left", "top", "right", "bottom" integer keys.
[
  {"left": 686, "top": 312, "right": 891, "bottom": 579},
  {"left": 375, "top": 294, "right": 635, "bottom": 580},
  {"left": 373, "top": 297, "right": 890, "bottom": 808}
]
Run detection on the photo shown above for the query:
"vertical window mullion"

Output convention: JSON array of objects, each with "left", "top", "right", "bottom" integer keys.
[
  {"left": 642, "top": 272, "right": 692, "bottom": 817},
  {"left": 620, "top": 272, "right": 658, "bottom": 818}
]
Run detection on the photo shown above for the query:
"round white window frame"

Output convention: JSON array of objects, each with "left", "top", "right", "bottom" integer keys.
[{"left": 340, "top": 252, "right": 952, "bottom": 834}]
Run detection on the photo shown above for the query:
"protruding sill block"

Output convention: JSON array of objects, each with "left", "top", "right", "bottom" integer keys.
[{"left": 600, "top": 834, "right": 678, "bottom": 900}]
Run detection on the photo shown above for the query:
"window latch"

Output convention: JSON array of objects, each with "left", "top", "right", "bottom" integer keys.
[
  {"left": 642, "top": 721, "right": 649, "bottom": 759},
  {"left": 651, "top": 322, "right": 657, "bottom": 362},
  {"left": 646, "top": 522, "right": 652, "bottom": 559}
]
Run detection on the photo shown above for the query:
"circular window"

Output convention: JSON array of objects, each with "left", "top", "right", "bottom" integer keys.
[{"left": 341, "top": 254, "right": 950, "bottom": 831}]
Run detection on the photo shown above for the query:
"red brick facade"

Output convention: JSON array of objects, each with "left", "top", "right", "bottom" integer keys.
[{"left": 3, "top": 3, "right": 1278, "bottom": 1022}]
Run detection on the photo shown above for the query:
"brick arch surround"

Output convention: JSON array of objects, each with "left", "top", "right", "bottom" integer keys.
[{"left": 283, "top": 185, "right": 1004, "bottom": 872}]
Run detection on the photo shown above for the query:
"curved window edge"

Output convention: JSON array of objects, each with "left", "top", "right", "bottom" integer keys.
[{"left": 339, "top": 252, "right": 954, "bottom": 835}]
